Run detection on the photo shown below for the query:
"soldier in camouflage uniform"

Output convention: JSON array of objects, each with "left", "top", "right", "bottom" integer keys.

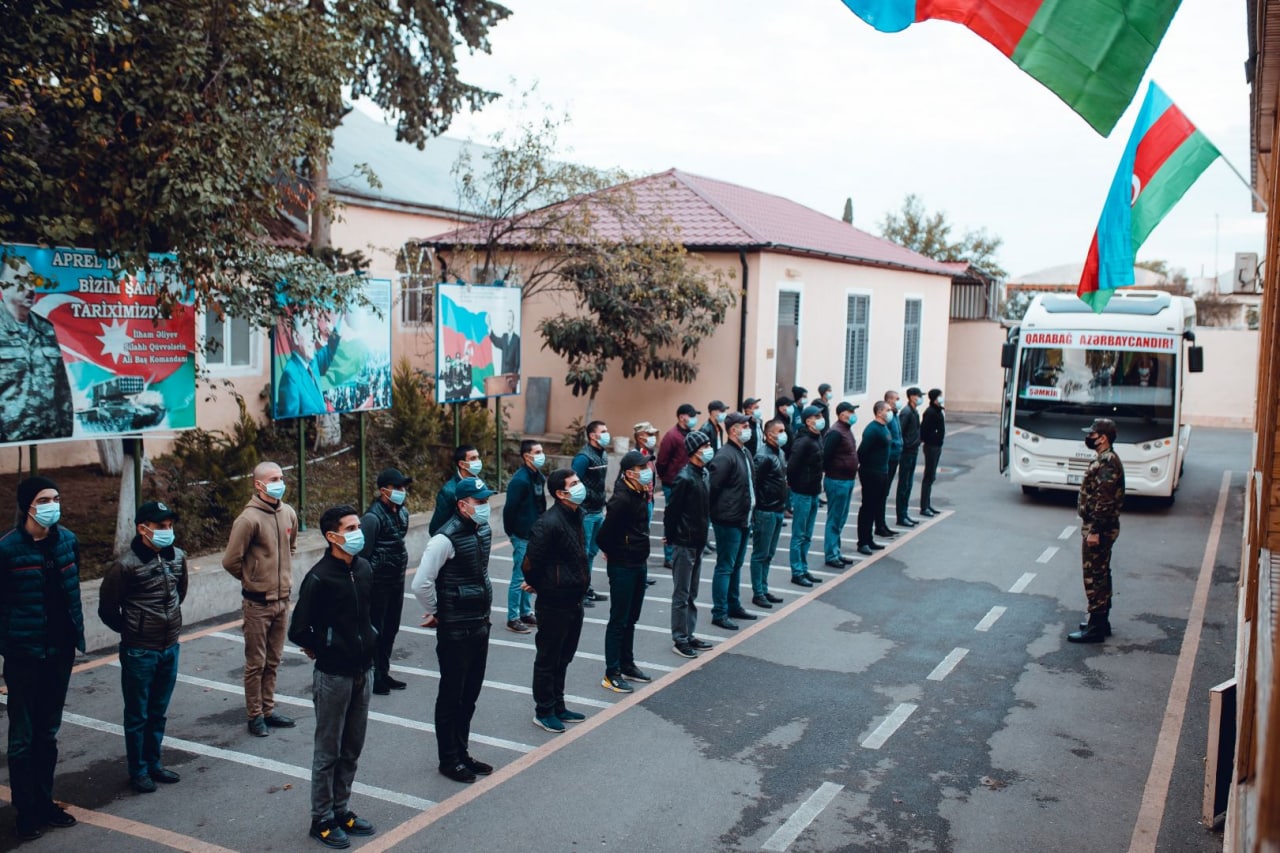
[
  {"left": 0, "top": 265, "right": 74, "bottom": 443},
  {"left": 1068, "top": 417, "right": 1125, "bottom": 644}
]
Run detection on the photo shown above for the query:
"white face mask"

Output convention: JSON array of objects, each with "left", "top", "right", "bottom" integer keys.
[
  {"left": 813, "top": 418, "right": 826, "bottom": 432},
  {"left": 739, "top": 428, "right": 752, "bottom": 443},
  {"left": 644, "top": 435, "right": 657, "bottom": 450}
]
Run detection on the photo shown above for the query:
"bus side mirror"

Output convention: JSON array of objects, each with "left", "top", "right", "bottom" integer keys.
[
  {"left": 1188, "top": 346, "right": 1204, "bottom": 373},
  {"left": 1000, "top": 343, "right": 1016, "bottom": 369}
]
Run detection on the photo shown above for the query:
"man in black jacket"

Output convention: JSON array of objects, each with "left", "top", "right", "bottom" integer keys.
[
  {"left": 597, "top": 451, "right": 653, "bottom": 692},
  {"left": 749, "top": 420, "right": 789, "bottom": 608},
  {"left": 430, "top": 445, "right": 482, "bottom": 535},
  {"left": 739, "top": 397, "right": 762, "bottom": 456},
  {"left": 502, "top": 441, "right": 546, "bottom": 633},
  {"left": 522, "top": 469, "right": 591, "bottom": 732},
  {"left": 822, "top": 402, "right": 860, "bottom": 568},
  {"left": 572, "top": 421, "right": 611, "bottom": 606},
  {"left": 289, "top": 504, "right": 379, "bottom": 849},
  {"left": 360, "top": 468, "right": 412, "bottom": 695},
  {"left": 857, "top": 402, "right": 893, "bottom": 555},
  {"left": 666, "top": 430, "right": 714, "bottom": 658},
  {"left": 709, "top": 413, "right": 760, "bottom": 631},
  {"left": 896, "top": 387, "right": 923, "bottom": 527},
  {"left": 786, "top": 406, "right": 826, "bottom": 587},
  {"left": 920, "top": 388, "right": 946, "bottom": 516},
  {"left": 100, "top": 501, "right": 188, "bottom": 795}
]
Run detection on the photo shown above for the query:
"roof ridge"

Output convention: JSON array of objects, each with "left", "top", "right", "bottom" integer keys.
[{"left": 667, "top": 170, "right": 768, "bottom": 244}]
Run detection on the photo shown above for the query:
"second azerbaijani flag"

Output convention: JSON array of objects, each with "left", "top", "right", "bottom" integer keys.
[
  {"left": 837, "top": 0, "right": 1183, "bottom": 136},
  {"left": 1077, "top": 82, "right": 1220, "bottom": 312}
]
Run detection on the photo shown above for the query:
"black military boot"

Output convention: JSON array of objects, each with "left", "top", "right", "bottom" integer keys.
[
  {"left": 1076, "top": 610, "right": 1113, "bottom": 637},
  {"left": 1068, "top": 612, "right": 1110, "bottom": 643}
]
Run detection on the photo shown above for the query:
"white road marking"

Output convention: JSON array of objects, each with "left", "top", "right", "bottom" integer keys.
[
  {"left": 1008, "top": 572, "right": 1036, "bottom": 594},
  {"left": 974, "top": 606, "right": 1006, "bottom": 632},
  {"left": 926, "top": 648, "right": 969, "bottom": 682},
  {"left": 1, "top": 701, "right": 435, "bottom": 811},
  {"left": 760, "top": 781, "right": 845, "bottom": 851},
  {"left": 1059, "top": 525, "right": 1077, "bottom": 540},
  {"left": 861, "top": 703, "right": 918, "bottom": 750},
  {"left": 397, "top": 624, "right": 680, "bottom": 673},
  {"left": 1036, "top": 546, "right": 1059, "bottom": 564}
]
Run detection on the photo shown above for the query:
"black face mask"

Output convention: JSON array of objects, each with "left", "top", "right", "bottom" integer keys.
[{"left": 1085, "top": 435, "right": 1099, "bottom": 450}]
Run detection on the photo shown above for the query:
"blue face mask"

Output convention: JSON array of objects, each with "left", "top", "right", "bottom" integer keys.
[
  {"left": 531, "top": 453, "right": 547, "bottom": 469},
  {"left": 597, "top": 432, "right": 611, "bottom": 448},
  {"left": 31, "top": 502, "right": 61, "bottom": 528},
  {"left": 786, "top": 404, "right": 796, "bottom": 417},
  {"left": 700, "top": 447, "right": 714, "bottom": 463},
  {"left": 469, "top": 503, "right": 491, "bottom": 526},
  {"left": 148, "top": 527, "right": 175, "bottom": 549},
  {"left": 850, "top": 414, "right": 858, "bottom": 425},
  {"left": 739, "top": 428, "right": 752, "bottom": 443},
  {"left": 814, "top": 418, "right": 826, "bottom": 432},
  {"left": 335, "top": 529, "right": 365, "bottom": 556},
  {"left": 638, "top": 469, "right": 654, "bottom": 486},
  {"left": 686, "top": 416, "right": 699, "bottom": 430},
  {"left": 567, "top": 482, "right": 587, "bottom": 505},
  {"left": 388, "top": 489, "right": 407, "bottom": 505},
  {"left": 775, "top": 432, "right": 788, "bottom": 448},
  {"left": 467, "top": 459, "right": 483, "bottom": 476},
  {"left": 263, "top": 481, "right": 286, "bottom": 501},
  {"left": 716, "top": 412, "right": 726, "bottom": 424}
]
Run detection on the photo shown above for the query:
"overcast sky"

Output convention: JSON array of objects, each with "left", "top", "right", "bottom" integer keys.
[{"left": 370, "top": 0, "right": 1263, "bottom": 282}]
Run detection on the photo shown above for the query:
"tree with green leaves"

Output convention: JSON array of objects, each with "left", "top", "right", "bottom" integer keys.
[{"left": 879, "top": 194, "right": 1008, "bottom": 279}]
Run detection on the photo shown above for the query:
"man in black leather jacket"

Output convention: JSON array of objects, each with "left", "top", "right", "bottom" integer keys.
[
  {"left": 666, "top": 430, "right": 713, "bottom": 658},
  {"left": 99, "top": 501, "right": 188, "bottom": 795},
  {"left": 749, "top": 420, "right": 789, "bottom": 609},
  {"left": 597, "top": 451, "right": 655, "bottom": 693},
  {"left": 709, "top": 413, "right": 760, "bottom": 631}
]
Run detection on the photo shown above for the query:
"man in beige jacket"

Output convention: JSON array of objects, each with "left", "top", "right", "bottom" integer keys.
[{"left": 222, "top": 461, "right": 299, "bottom": 737}]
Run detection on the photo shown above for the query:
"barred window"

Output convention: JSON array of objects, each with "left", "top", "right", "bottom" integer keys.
[
  {"left": 844, "top": 294, "right": 870, "bottom": 396},
  {"left": 400, "top": 279, "right": 433, "bottom": 325},
  {"left": 902, "top": 298, "right": 922, "bottom": 385}
]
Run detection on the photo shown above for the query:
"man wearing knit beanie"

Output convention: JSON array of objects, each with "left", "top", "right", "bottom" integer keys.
[{"left": 0, "top": 476, "right": 85, "bottom": 840}]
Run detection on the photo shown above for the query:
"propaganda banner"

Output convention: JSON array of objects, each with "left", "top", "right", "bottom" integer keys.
[
  {"left": 0, "top": 244, "right": 196, "bottom": 447},
  {"left": 435, "top": 283, "right": 521, "bottom": 404},
  {"left": 270, "top": 277, "right": 393, "bottom": 420}
]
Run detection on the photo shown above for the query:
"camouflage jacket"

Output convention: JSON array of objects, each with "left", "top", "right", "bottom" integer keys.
[
  {"left": 1077, "top": 448, "right": 1125, "bottom": 532},
  {"left": 0, "top": 308, "right": 74, "bottom": 443}
]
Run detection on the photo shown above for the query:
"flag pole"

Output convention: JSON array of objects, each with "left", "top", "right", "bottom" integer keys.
[{"left": 1218, "top": 152, "right": 1269, "bottom": 212}]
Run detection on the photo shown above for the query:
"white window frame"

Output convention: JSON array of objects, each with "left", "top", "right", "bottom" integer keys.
[
  {"left": 398, "top": 277, "right": 434, "bottom": 328},
  {"left": 776, "top": 282, "right": 804, "bottom": 392},
  {"left": 843, "top": 290, "right": 872, "bottom": 397},
  {"left": 200, "top": 307, "right": 262, "bottom": 377},
  {"left": 901, "top": 296, "right": 923, "bottom": 386}
]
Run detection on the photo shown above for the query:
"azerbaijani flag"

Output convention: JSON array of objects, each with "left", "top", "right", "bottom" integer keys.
[
  {"left": 838, "top": 0, "right": 1183, "bottom": 136},
  {"left": 1077, "top": 82, "right": 1220, "bottom": 311}
]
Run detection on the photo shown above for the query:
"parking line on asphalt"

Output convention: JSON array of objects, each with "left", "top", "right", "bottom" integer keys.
[
  {"left": 0, "top": 782, "right": 239, "bottom": 853},
  {"left": 926, "top": 648, "right": 969, "bottom": 682},
  {"left": 861, "top": 702, "right": 918, "bottom": 750},
  {"left": 0, "top": 700, "right": 435, "bottom": 811},
  {"left": 359, "top": 510, "right": 955, "bottom": 852},
  {"left": 974, "top": 606, "right": 1006, "bottom": 632},
  {"left": 398, "top": 623, "right": 679, "bottom": 674},
  {"left": 1008, "top": 573, "right": 1036, "bottom": 594},
  {"left": 1035, "top": 546, "right": 1059, "bottom": 564},
  {"left": 1059, "top": 525, "right": 1077, "bottom": 540},
  {"left": 760, "top": 781, "right": 845, "bottom": 852},
  {"left": 72, "top": 617, "right": 244, "bottom": 674}
]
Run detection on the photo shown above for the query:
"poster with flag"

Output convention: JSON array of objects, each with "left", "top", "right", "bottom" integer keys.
[
  {"left": 1077, "top": 82, "right": 1220, "bottom": 311},
  {"left": 0, "top": 243, "right": 195, "bottom": 447},
  {"left": 435, "top": 283, "right": 522, "bottom": 403},
  {"left": 837, "top": 0, "right": 1183, "bottom": 136}
]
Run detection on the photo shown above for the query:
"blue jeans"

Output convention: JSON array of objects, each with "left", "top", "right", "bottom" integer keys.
[
  {"left": 823, "top": 477, "right": 855, "bottom": 562},
  {"left": 583, "top": 510, "right": 604, "bottom": 571},
  {"left": 120, "top": 643, "right": 180, "bottom": 780},
  {"left": 789, "top": 492, "right": 820, "bottom": 577},
  {"left": 661, "top": 486, "right": 674, "bottom": 563},
  {"left": 750, "top": 509, "right": 783, "bottom": 596},
  {"left": 710, "top": 523, "right": 748, "bottom": 620},
  {"left": 508, "top": 536, "right": 533, "bottom": 622}
]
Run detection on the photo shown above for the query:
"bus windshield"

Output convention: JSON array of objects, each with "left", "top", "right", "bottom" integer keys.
[{"left": 1014, "top": 347, "right": 1176, "bottom": 442}]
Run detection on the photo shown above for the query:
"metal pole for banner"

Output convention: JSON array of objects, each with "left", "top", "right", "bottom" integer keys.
[
  {"left": 495, "top": 401, "right": 503, "bottom": 492},
  {"left": 358, "top": 411, "right": 367, "bottom": 511},
  {"left": 297, "top": 421, "right": 307, "bottom": 531},
  {"left": 132, "top": 437, "right": 143, "bottom": 511},
  {"left": 453, "top": 403, "right": 460, "bottom": 448},
  {"left": 28, "top": 445, "right": 37, "bottom": 476}
]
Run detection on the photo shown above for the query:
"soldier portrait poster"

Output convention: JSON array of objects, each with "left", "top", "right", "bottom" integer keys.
[
  {"left": 0, "top": 244, "right": 196, "bottom": 448},
  {"left": 269, "top": 277, "right": 393, "bottom": 420},
  {"left": 435, "top": 282, "right": 522, "bottom": 404}
]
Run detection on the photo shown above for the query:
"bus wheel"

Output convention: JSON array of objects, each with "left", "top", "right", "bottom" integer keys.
[{"left": 1021, "top": 485, "right": 1040, "bottom": 498}]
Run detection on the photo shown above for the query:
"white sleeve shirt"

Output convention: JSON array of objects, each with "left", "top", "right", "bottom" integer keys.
[{"left": 412, "top": 533, "right": 455, "bottom": 615}]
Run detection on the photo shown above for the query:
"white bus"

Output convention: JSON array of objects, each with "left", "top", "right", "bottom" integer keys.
[{"left": 998, "top": 290, "right": 1204, "bottom": 500}]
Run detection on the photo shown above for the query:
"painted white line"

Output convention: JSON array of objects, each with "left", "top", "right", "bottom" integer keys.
[
  {"left": 926, "top": 648, "right": 969, "bottom": 682},
  {"left": 476, "top": 579, "right": 759, "bottom": 615},
  {"left": 1008, "top": 572, "right": 1036, "bottom": 594},
  {"left": 1036, "top": 546, "right": 1059, "bottom": 564},
  {"left": 861, "top": 703, "right": 918, "bottom": 750},
  {"left": 760, "top": 781, "right": 845, "bottom": 852},
  {"left": 209, "top": 631, "right": 615, "bottom": 709},
  {"left": 974, "top": 606, "right": 1006, "bottom": 632},
  {"left": 0, "top": 701, "right": 435, "bottom": 811},
  {"left": 397, "top": 624, "right": 680, "bottom": 673},
  {"left": 1059, "top": 525, "right": 1077, "bottom": 540}
]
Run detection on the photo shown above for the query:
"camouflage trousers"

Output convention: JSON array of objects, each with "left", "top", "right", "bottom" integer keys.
[{"left": 1080, "top": 525, "right": 1119, "bottom": 613}]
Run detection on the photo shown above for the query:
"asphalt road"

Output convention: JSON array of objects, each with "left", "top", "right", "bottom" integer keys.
[{"left": 0, "top": 414, "right": 1244, "bottom": 852}]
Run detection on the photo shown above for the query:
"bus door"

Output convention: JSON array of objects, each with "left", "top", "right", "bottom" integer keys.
[{"left": 998, "top": 330, "right": 1019, "bottom": 474}]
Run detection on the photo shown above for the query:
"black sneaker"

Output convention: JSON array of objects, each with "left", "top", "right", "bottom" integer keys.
[
  {"left": 506, "top": 619, "right": 532, "bottom": 634},
  {"left": 44, "top": 806, "right": 76, "bottom": 829},
  {"left": 463, "top": 755, "right": 494, "bottom": 775},
  {"left": 248, "top": 715, "right": 269, "bottom": 737},
  {"left": 557, "top": 709, "right": 587, "bottom": 724},
  {"left": 386, "top": 675, "right": 408, "bottom": 690},
  {"left": 131, "top": 775, "right": 158, "bottom": 794},
  {"left": 372, "top": 678, "right": 392, "bottom": 695},
  {"left": 728, "top": 609, "right": 758, "bottom": 621},
  {"left": 601, "top": 673, "right": 634, "bottom": 693},
  {"left": 586, "top": 587, "right": 608, "bottom": 602},
  {"left": 673, "top": 643, "right": 698, "bottom": 659},
  {"left": 621, "top": 665, "right": 651, "bottom": 683},
  {"left": 310, "top": 818, "right": 351, "bottom": 849},
  {"left": 150, "top": 767, "right": 180, "bottom": 784},
  {"left": 264, "top": 713, "right": 296, "bottom": 728},
  {"left": 689, "top": 637, "right": 713, "bottom": 650},
  {"left": 335, "top": 811, "right": 376, "bottom": 837},
  {"left": 439, "top": 761, "right": 477, "bottom": 783},
  {"left": 764, "top": 593, "right": 784, "bottom": 603},
  {"left": 13, "top": 820, "right": 42, "bottom": 841}
]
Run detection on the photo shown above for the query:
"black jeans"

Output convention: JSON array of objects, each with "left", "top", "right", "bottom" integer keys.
[
  {"left": 857, "top": 471, "right": 888, "bottom": 546},
  {"left": 433, "top": 622, "right": 489, "bottom": 766},
  {"left": 880, "top": 455, "right": 900, "bottom": 530},
  {"left": 532, "top": 602, "right": 584, "bottom": 717},
  {"left": 368, "top": 580, "right": 404, "bottom": 680},
  {"left": 604, "top": 564, "right": 646, "bottom": 674},
  {"left": 896, "top": 447, "right": 919, "bottom": 521},
  {"left": 5, "top": 648, "right": 74, "bottom": 823},
  {"left": 921, "top": 444, "right": 943, "bottom": 510}
]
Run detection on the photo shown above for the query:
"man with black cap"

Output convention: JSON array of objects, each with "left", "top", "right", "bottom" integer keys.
[
  {"left": 739, "top": 398, "right": 762, "bottom": 455},
  {"left": 708, "top": 412, "right": 760, "bottom": 631},
  {"left": 411, "top": 477, "right": 496, "bottom": 783},
  {"left": 99, "top": 500, "right": 188, "bottom": 795},
  {"left": 657, "top": 403, "right": 701, "bottom": 566},
  {"left": 572, "top": 421, "right": 611, "bottom": 606},
  {"left": 920, "top": 388, "right": 946, "bottom": 516},
  {"left": 0, "top": 476, "right": 84, "bottom": 839},
  {"left": 1069, "top": 418, "right": 1126, "bottom": 643},
  {"left": 856, "top": 402, "right": 893, "bottom": 555},
  {"left": 877, "top": 390, "right": 903, "bottom": 538},
  {"left": 814, "top": 383, "right": 834, "bottom": 434},
  {"left": 701, "top": 399, "right": 728, "bottom": 452},
  {"left": 289, "top": 504, "right": 378, "bottom": 848},
  {"left": 790, "top": 386, "right": 809, "bottom": 435},
  {"left": 769, "top": 396, "right": 795, "bottom": 455},
  {"left": 896, "top": 387, "right": 924, "bottom": 527},
  {"left": 787, "top": 406, "right": 826, "bottom": 587},
  {"left": 359, "top": 468, "right": 413, "bottom": 694},
  {"left": 503, "top": 440, "right": 547, "bottom": 633},
  {"left": 667, "top": 430, "right": 714, "bottom": 658},
  {"left": 822, "top": 402, "right": 860, "bottom": 567},
  {"left": 749, "top": 419, "right": 789, "bottom": 609},
  {"left": 597, "top": 450, "right": 654, "bottom": 692}
]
